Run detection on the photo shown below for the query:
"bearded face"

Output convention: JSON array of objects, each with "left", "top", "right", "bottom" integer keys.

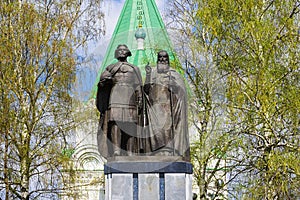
[{"left": 157, "top": 50, "right": 170, "bottom": 73}]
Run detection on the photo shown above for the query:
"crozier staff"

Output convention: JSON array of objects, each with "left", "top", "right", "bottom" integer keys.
[{"left": 144, "top": 50, "right": 190, "bottom": 161}]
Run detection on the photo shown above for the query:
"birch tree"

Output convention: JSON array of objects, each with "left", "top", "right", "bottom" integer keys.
[
  {"left": 167, "top": 1, "right": 238, "bottom": 199},
  {"left": 0, "top": 0, "right": 104, "bottom": 199},
  {"left": 167, "top": 0, "right": 299, "bottom": 199}
]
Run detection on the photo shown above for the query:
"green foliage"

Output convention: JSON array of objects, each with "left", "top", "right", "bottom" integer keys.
[
  {"left": 167, "top": 1, "right": 233, "bottom": 198},
  {"left": 168, "top": 0, "right": 299, "bottom": 199},
  {"left": 196, "top": 0, "right": 300, "bottom": 198},
  {"left": 0, "top": 0, "right": 104, "bottom": 199}
]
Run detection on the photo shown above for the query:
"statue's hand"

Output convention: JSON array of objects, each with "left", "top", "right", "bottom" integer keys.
[{"left": 145, "top": 63, "right": 152, "bottom": 74}]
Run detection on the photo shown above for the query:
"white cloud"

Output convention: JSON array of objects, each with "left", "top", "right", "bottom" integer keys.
[{"left": 102, "top": 0, "right": 125, "bottom": 41}]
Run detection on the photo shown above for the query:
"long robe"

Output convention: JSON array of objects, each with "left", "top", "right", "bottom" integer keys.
[{"left": 144, "top": 68, "right": 190, "bottom": 161}]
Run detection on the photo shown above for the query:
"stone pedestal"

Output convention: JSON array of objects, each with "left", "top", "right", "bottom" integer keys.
[{"left": 104, "top": 156, "right": 193, "bottom": 200}]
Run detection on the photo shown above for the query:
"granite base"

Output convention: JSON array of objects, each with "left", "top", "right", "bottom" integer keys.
[{"left": 104, "top": 158, "right": 193, "bottom": 200}]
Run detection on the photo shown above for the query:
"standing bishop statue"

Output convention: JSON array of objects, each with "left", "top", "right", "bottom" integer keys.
[{"left": 144, "top": 50, "right": 190, "bottom": 161}]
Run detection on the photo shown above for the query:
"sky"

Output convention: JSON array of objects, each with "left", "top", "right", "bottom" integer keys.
[
  {"left": 89, "top": 0, "right": 167, "bottom": 57},
  {"left": 75, "top": 0, "right": 168, "bottom": 100}
]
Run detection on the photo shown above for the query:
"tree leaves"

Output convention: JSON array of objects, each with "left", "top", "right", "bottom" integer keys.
[
  {"left": 0, "top": 0, "right": 104, "bottom": 199},
  {"left": 168, "top": 0, "right": 299, "bottom": 198}
]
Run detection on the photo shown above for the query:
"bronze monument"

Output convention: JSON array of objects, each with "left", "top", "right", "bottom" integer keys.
[
  {"left": 144, "top": 50, "right": 190, "bottom": 161},
  {"left": 96, "top": 44, "right": 143, "bottom": 158},
  {"left": 96, "top": 47, "right": 189, "bottom": 161}
]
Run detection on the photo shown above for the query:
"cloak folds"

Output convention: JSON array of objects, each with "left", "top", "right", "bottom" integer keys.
[
  {"left": 96, "top": 67, "right": 114, "bottom": 158},
  {"left": 144, "top": 68, "right": 190, "bottom": 161},
  {"left": 96, "top": 62, "right": 143, "bottom": 158}
]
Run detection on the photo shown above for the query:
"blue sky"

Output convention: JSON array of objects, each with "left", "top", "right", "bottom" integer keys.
[
  {"left": 91, "top": 0, "right": 167, "bottom": 56},
  {"left": 75, "top": 0, "right": 167, "bottom": 101}
]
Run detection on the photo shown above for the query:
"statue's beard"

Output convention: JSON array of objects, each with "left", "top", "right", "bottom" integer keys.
[{"left": 157, "top": 63, "right": 169, "bottom": 73}]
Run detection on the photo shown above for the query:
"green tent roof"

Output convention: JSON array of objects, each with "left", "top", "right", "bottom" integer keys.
[{"left": 90, "top": 0, "right": 178, "bottom": 98}]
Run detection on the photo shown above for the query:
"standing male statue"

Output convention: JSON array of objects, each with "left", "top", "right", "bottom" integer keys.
[
  {"left": 144, "top": 50, "right": 190, "bottom": 161},
  {"left": 96, "top": 44, "right": 143, "bottom": 158}
]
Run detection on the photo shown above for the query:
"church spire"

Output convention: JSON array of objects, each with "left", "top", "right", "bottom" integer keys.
[{"left": 90, "top": 0, "right": 177, "bottom": 98}]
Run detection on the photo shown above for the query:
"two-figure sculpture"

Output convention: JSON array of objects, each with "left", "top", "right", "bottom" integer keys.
[{"left": 96, "top": 45, "right": 190, "bottom": 161}]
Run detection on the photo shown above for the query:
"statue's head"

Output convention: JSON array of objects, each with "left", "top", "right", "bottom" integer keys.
[
  {"left": 115, "top": 44, "right": 132, "bottom": 61},
  {"left": 157, "top": 50, "right": 170, "bottom": 65},
  {"left": 157, "top": 50, "right": 170, "bottom": 73}
]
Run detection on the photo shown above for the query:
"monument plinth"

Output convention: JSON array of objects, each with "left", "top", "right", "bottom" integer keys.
[
  {"left": 96, "top": 49, "right": 193, "bottom": 199},
  {"left": 104, "top": 156, "right": 193, "bottom": 200},
  {"left": 93, "top": 0, "right": 194, "bottom": 199}
]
